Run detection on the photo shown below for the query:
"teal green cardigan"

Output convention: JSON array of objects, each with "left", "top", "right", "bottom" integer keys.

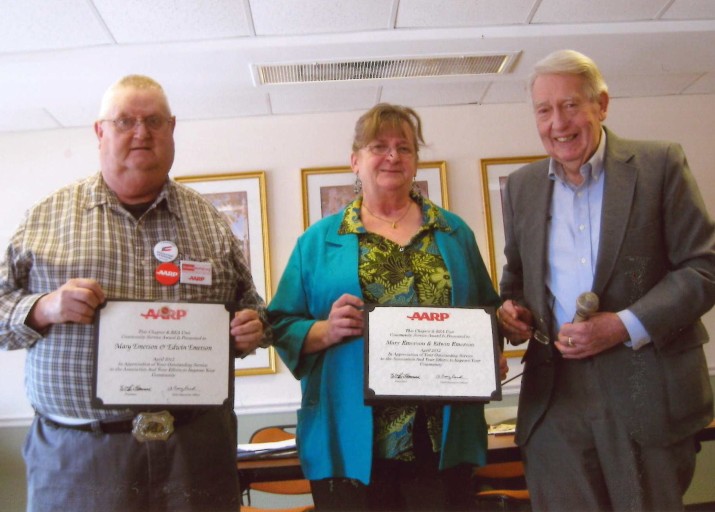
[{"left": 267, "top": 204, "right": 501, "bottom": 484}]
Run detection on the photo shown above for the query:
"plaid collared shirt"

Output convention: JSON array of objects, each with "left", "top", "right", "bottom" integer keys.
[{"left": 0, "top": 173, "right": 268, "bottom": 419}]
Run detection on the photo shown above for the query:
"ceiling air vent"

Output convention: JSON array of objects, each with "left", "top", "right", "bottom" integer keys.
[{"left": 255, "top": 53, "right": 519, "bottom": 85}]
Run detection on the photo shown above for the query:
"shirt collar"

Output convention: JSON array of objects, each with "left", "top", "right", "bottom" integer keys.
[
  {"left": 85, "top": 172, "right": 177, "bottom": 217},
  {"left": 548, "top": 127, "right": 607, "bottom": 185}
]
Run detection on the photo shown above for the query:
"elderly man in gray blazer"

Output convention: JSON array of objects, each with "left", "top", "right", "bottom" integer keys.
[{"left": 498, "top": 49, "right": 715, "bottom": 511}]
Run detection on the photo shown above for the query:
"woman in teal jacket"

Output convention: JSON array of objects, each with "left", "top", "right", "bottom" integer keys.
[{"left": 268, "top": 104, "right": 506, "bottom": 511}]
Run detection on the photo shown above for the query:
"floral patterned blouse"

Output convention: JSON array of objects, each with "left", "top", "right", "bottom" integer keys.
[{"left": 338, "top": 193, "right": 452, "bottom": 462}]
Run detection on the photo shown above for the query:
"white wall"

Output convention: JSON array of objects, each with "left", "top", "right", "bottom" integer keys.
[{"left": 2, "top": 96, "right": 715, "bottom": 424}]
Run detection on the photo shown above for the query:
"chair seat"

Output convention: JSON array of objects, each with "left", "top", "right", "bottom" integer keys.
[
  {"left": 251, "top": 478, "right": 312, "bottom": 495},
  {"left": 476, "top": 489, "right": 530, "bottom": 501},
  {"left": 474, "top": 460, "right": 530, "bottom": 509},
  {"left": 241, "top": 505, "right": 314, "bottom": 512}
]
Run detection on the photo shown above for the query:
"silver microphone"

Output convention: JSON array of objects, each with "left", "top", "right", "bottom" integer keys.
[{"left": 574, "top": 292, "right": 599, "bottom": 323}]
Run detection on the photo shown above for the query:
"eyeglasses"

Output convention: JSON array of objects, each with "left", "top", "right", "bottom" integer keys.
[
  {"left": 364, "top": 143, "right": 415, "bottom": 157},
  {"left": 100, "top": 115, "right": 173, "bottom": 133},
  {"left": 532, "top": 329, "right": 550, "bottom": 345}
]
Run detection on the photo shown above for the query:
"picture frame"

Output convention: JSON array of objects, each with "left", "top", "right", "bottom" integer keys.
[
  {"left": 234, "top": 347, "right": 277, "bottom": 377},
  {"left": 481, "top": 156, "right": 545, "bottom": 358},
  {"left": 301, "top": 161, "right": 449, "bottom": 229},
  {"left": 480, "top": 156, "right": 546, "bottom": 291},
  {"left": 174, "top": 171, "right": 276, "bottom": 376}
]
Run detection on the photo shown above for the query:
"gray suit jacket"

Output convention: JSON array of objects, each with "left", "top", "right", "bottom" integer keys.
[{"left": 500, "top": 127, "right": 715, "bottom": 447}]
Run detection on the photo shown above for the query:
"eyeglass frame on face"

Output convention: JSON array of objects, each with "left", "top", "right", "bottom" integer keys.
[
  {"left": 99, "top": 115, "right": 175, "bottom": 134},
  {"left": 363, "top": 142, "right": 416, "bottom": 158}
]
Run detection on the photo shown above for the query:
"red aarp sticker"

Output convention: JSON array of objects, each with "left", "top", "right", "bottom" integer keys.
[{"left": 155, "top": 262, "right": 180, "bottom": 286}]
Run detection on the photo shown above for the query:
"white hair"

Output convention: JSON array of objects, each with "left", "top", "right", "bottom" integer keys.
[
  {"left": 98, "top": 75, "right": 171, "bottom": 118},
  {"left": 529, "top": 50, "right": 609, "bottom": 102}
]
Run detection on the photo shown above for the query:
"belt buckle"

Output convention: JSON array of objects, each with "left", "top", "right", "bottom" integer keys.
[{"left": 131, "top": 410, "right": 174, "bottom": 442}]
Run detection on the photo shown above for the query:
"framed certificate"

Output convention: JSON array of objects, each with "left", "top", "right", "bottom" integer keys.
[
  {"left": 364, "top": 305, "right": 501, "bottom": 403},
  {"left": 92, "top": 300, "right": 235, "bottom": 409}
]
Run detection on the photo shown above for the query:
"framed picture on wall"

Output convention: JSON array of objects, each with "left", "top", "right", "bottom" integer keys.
[
  {"left": 174, "top": 171, "right": 276, "bottom": 376},
  {"left": 481, "top": 156, "right": 546, "bottom": 358},
  {"left": 480, "top": 156, "right": 546, "bottom": 291},
  {"left": 234, "top": 347, "right": 277, "bottom": 377},
  {"left": 301, "top": 161, "right": 449, "bottom": 229}
]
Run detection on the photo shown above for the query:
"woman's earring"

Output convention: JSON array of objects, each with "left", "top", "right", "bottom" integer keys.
[
  {"left": 354, "top": 175, "right": 362, "bottom": 195},
  {"left": 411, "top": 176, "right": 422, "bottom": 197}
]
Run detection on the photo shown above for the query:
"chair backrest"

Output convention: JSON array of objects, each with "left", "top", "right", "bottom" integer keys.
[
  {"left": 474, "top": 461, "right": 526, "bottom": 481},
  {"left": 251, "top": 425, "right": 298, "bottom": 444},
  {"left": 473, "top": 461, "right": 530, "bottom": 510},
  {"left": 248, "top": 425, "right": 312, "bottom": 496}
]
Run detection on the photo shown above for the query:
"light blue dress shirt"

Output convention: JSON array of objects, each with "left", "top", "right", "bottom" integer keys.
[{"left": 546, "top": 129, "right": 650, "bottom": 349}]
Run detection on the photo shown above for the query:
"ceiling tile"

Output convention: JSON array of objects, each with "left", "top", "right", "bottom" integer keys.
[
  {"left": 662, "top": 0, "right": 715, "bottom": 20},
  {"left": 380, "top": 81, "right": 488, "bottom": 107},
  {"left": 92, "top": 0, "right": 252, "bottom": 43},
  {"left": 0, "top": 0, "right": 110, "bottom": 53},
  {"left": 0, "top": 108, "right": 61, "bottom": 133},
  {"left": 1, "top": 1, "right": 714, "bottom": 129},
  {"left": 269, "top": 86, "right": 378, "bottom": 114},
  {"left": 532, "top": 0, "right": 669, "bottom": 23},
  {"left": 249, "top": 0, "right": 394, "bottom": 35},
  {"left": 481, "top": 80, "right": 529, "bottom": 104},
  {"left": 606, "top": 73, "right": 704, "bottom": 98},
  {"left": 0, "top": 53, "right": 109, "bottom": 117},
  {"left": 396, "top": 0, "right": 534, "bottom": 27},
  {"left": 171, "top": 90, "right": 272, "bottom": 120},
  {"left": 47, "top": 100, "right": 102, "bottom": 129},
  {"left": 683, "top": 72, "right": 715, "bottom": 95}
]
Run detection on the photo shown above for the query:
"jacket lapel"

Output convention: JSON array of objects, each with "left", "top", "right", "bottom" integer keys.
[
  {"left": 593, "top": 128, "right": 638, "bottom": 295},
  {"left": 520, "top": 162, "right": 554, "bottom": 328}
]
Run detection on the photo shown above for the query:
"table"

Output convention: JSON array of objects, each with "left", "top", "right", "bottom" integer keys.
[
  {"left": 237, "top": 432, "right": 520, "bottom": 492},
  {"left": 696, "top": 419, "right": 715, "bottom": 443},
  {"left": 238, "top": 454, "right": 303, "bottom": 491},
  {"left": 238, "top": 419, "right": 715, "bottom": 491},
  {"left": 486, "top": 432, "right": 520, "bottom": 464}
]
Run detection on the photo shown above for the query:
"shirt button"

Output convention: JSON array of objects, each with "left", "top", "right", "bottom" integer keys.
[
  {"left": 580, "top": 257, "right": 587, "bottom": 265},
  {"left": 579, "top": 224, "right": 585, "bottom": 231}
]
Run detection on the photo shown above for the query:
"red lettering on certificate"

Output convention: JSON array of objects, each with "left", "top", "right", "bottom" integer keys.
[
  {"left": 406, "top": 312, "right": 450, "bottom": 321},
  {"left": 140, "top": 306, "right": 188, "bottom": 320}
]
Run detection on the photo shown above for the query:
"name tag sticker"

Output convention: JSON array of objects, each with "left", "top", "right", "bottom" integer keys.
[{"left": 180, "top": 260, "right": 212, "bottom": 286}]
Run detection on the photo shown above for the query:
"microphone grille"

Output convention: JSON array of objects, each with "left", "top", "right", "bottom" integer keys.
[{"left": 577, "top": 292, "right": 599, "bottom": 313}]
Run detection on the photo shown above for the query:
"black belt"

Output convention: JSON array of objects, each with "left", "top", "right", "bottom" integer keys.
[{"left": 39, "top": 409, "right": 205, "bottom": 441}]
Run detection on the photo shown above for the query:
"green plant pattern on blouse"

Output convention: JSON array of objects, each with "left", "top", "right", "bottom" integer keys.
[{"left": 339, "top": 193, "right": 452, "bottom": 461}]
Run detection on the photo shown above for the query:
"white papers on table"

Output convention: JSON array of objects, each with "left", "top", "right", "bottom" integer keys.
[
  {"left": 488, "top": 423, "right": 516, "bottom": 435},
  {"left": 236, "top": 438, "right": 297, "bottom": 459}
]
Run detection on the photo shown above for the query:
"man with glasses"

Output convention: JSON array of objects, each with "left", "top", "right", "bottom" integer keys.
[
  {"left": 498, "top": 50, "right": 715, "bottom": 511},
  {"left": 0, "top": 75, "right": 270, "bottom": 511}
]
